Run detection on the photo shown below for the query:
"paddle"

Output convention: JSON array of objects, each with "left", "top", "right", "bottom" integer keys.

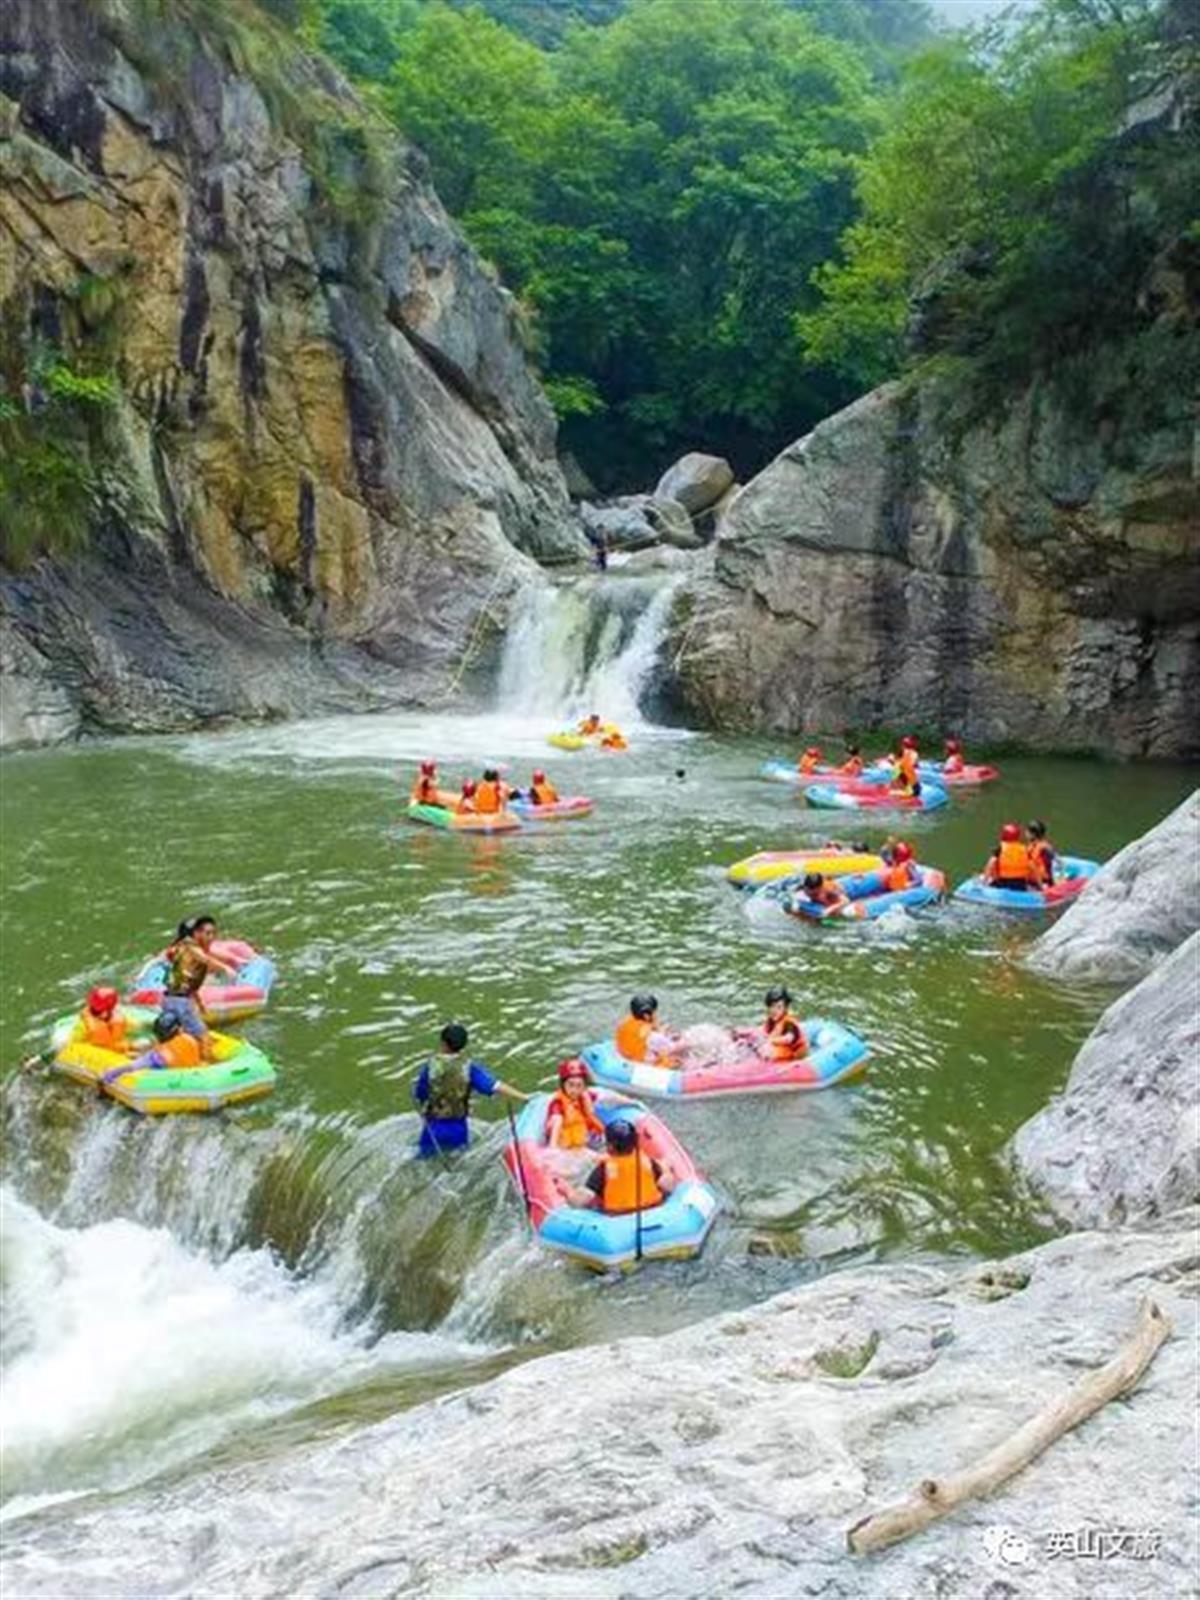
[{"left": 506, "top": 1100, "right": 534, "bottom": 1231}]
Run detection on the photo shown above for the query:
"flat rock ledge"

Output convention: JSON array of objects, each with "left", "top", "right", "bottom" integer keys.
[{"left": 4, "top": 1215, "right": 1195, "bottom": 1599}]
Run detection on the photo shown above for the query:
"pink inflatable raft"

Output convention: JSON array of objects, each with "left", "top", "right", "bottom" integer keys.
[
  {"left": 510, "top": 795, "right": 594, "bottom": 822},
  {"left": 581, "top": 1018, "right": 869, "bottom": 1098},
  {"left": 128, "top": 939, "right": 276, "bottom": 1024}
]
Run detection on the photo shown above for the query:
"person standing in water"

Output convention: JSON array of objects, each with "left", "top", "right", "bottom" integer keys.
[
  {"left": 412, "top": 1023, "right": 527, "bottom": 1157},
  {"left": 163, "top": 915, "right": 240, "bottom": 1060}
]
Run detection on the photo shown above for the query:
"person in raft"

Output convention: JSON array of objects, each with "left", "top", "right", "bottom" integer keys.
[
  {"left": 1027, "top": 819, "right": 1056, "bottom": 887},
  {"left": 411, "top": 760, "right": 440, "bottom": 805},
  {"left": 545, "top": 1058, "right": 605, "bottom": 1150},
  {"left": 799, "top": 872, "right": 849, "bottom": 912},
  {"left": 983, "top": 822, "right": 1036, "bottom": 891},
  {"left": 615, "top": 994, "right": 680, "bottom": 1064},
  {"left": 760, "top": 985, "right": 807, "bottom": 1061},
  {"left": 102, "top": 1010, "right": 202, "bottom": 1084},
  {"left": 163, "top": 915, "right": 240, "bottom": 1059},
  {"left": 884, "top": 840, "right": 919, "bottom": 890},
  {"left": 529, "top": 769, "right": 559, "bottom": 806},
  {"left": 600, "top": 728, "right": 628, "bottom": 749},
  {"left": 456, "top": 779, "right": 479, "bottom": 814},
  {"left": 569, "top": 1118, "right": 675, "bottom": 1213},
  {"left": 798, "top": 745, "right": 823, "bottom": 776},
  {"left": 578, "top": 713, "right": 603, "bottom": 736},
  {"left": 942, "top": 737, "right": 965, "bottom": 776},
  {"left": 474, "top": 769, "right": 505, "bottom": 814},
  {"left": 890, "top": 735, "right": 921, "bottom": 796},
  {"left": 412, "top": 1022, "right": 527, "bottom": 1157},
  {"left": 73, "top": 985, "right": 136, "bottom": 1054},
  {"left": 837, "top": 743, "right": 864, "bottom": 777}
]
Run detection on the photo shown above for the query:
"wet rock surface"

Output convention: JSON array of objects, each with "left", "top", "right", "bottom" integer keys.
[
  {"left": 4, "top": 1217, "right": 1193, "bottom": 1598},
  {"left": 1028, "top": 791, "right": 1200, "bottom": 983},
  {"left": 0, "top": 0, "right": 585, "bottom": 747}
]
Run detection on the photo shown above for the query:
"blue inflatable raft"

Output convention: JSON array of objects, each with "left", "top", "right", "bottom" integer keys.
[
  {"left": 580, "top": 1018, "right": 869, "bottom": 1098},
  {"left": 954, "top": 855, "right": 1100, "bottom": 912},
  {"left": 779, "top": 865, "right": 947, "bottom": 921}
]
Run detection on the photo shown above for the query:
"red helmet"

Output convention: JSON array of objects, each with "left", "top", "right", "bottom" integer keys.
[
  {"left": 420, "top": 760, "right": 436, "bottom": 776},
  {"left": 558, "top": 1057, "right": 591, "bottom": 1084},
  {"left": 533, "top": 769, "right": 546, "bottom": 784},
  {"left": 462, "top": 779, "right": 477, "bottom": 795},
  {"left": 944, "top": 738, "right": 961, "bottom": 753},
  {"left": 1000, "top": 821, "right": 1021, "bottom": 842},
  {"left": 901, "top": 735, "right": 917, "bottom": 749},
  {"left": 805, "top": 745, "right": 822, "bottom": 757},
  {"left": 87, "top": 985, "right": 119, "bottom": 1016},
  {"left": 893, "top": 841, "right": 914, "bottom": 862}
]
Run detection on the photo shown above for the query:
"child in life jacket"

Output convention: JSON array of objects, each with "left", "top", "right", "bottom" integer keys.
[
  {"left": 984, "top": 822, "right": 1034, "bottom": 890},
  {"left": 545, "top": 1059, "right": 605, "bottom": 1150},
  {"left": 798, "top": 746, "right": 823, "bottom": 776},
  {"left": 103, "top": 1010, "right": 203, "bottom": 1084},
  {"left": 572, "top": 1118, "right": 674, "bottom": 1214},
  {"left": 942, "top": 738, "right": 965, "bottom": 776},
  {"left": 837, "top": 744, "right": 864, "bottom": 777},
  {"left": 884, "top": 840, "right": 919, "bottom": 891},
  {"left": 890, "top": 736, "right": 921, "bottom": 796},
  {"left": 761, "top": 984, "right": 807, "bottom": 1061},
  {"left": 1027, "top": 819, "right": 1056, "bottom": 887},
  {"left": 411, "top": 760, "right": 440, "bottom": 804},
  {"left": 799, "top": 872, "right": 849, "bottom": 911},
  {"left": 578, "top": 713, "right": 603, "bottom": 736},
  {"left": 614, "top": 994, "right": 679, "bottom": 1064},
  {"left": 73, "top": 986, "right": 135, "bottom": 1054},
  {"left": 456, "top": 779, "right": 478, "bottom": 815},
  {"left": 529, "top": 769, "right": 559, "bottom": 806}
]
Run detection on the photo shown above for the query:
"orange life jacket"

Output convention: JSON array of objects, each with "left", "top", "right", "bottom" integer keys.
[
  {"left": 157, "top": 1032, "right": 203, "bottom": 1069},
  {"left": 579, "top": 718, "right": 601, "bottom": 735},
  {"left": 809, "top": 884, "right": 844, "bottom": 907},
  {"left": 601, "top": 733, "right": 627, "bottom": 750},
  {"left": 996, "top": 840, "right": 1031, "bottom": 880},
  {"left": 80, "top": 1011, "right": 129, "bottom": 1051},
  {"left": 475, "top": 780, "right": 502, "bottom": 814},
  {"left": 898, "top": 749, "right": 919, "bottom": 786},
  {"left": 411, "top": 777, "right": 439, "bottom": 804},
  {"left": 615, "top": 1015, "right": 654, "bottom": 1062},
  {"left": 532, "top": 781, "right": 559, "bottom": 806},
  {"left": 798, "top": 753, "right": 821, "bottom": 775},
  {"left": 546, "top": 1090, "right": 603, "bottom": 1149},
  {"left": 839, "top": 756, "right": 863, "bottom": 776},
  {"left": 885, "top": 862, "right": 915, "bottom": 892},
  {"left": 764, "top": 1011, "right": 806, "bottom": 1061},
  {"left": 1028, "top": 840, "right": 1054, "bottom": 885},
  {"left": 599, "top": 1150, "right": 663, "bottom": 1213}
]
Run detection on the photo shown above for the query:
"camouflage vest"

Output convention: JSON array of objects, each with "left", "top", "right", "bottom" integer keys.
[{"left": 423, "top": 1056, "right": 472, "bottom": 1121}]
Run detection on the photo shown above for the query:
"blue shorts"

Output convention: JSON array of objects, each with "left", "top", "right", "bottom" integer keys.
[
  {"left": 418, "top": 1119, "right": 470, "bottom": 1158},
  {"left": 160, "top": 994, "right": 206, "bottom": 1038}
]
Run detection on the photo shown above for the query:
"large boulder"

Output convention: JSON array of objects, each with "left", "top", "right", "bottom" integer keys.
[
  {"left": 580, "top": 494, "right": 698, "bottom": 552},
  {"left": 1027, "top": 791, "right": 1200, "bottom": 982},
  {"left": 1012, "top": 931, "right": 1200, "bottom": 1228},
  {"left": 654, "top": 452, "right": 735, "bottom": 515},
  {"left": 7, "top": 1215, "right": 1195, "bottom": 1597}
]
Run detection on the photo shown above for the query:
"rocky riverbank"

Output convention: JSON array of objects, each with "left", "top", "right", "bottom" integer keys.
[{"left": 0, "top": 0, "right": 584, "bottom": 749}]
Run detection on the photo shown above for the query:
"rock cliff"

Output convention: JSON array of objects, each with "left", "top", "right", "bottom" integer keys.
[
  {"left": 4, "top": 1214, "right": 1193, "bottom": 1597},
  {"left": 0, "top": 0, "right": 583, "bottom": 747},
  {"left": 669, "top": 268, "right": 1198, "bottom": 756}
]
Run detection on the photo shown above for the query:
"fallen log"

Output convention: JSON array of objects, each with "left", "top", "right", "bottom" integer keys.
[{"left": 847, "top": 1297, "right": 1171, "bottom": 1556}]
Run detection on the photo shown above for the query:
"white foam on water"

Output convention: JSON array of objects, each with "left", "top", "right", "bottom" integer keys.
[{"left": 0, "top": 1185, "right": 488, "bottom": 1508}]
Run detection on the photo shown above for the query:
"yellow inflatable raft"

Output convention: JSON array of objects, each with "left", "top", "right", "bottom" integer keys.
[
  {"left": 726, "top": 849, "right": 885, "bottom": 889},
  {"left": 50, "top": 1015, "right": 277, "bottom": 1115}
]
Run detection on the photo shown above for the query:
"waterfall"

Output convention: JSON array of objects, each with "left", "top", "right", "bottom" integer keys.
[{"left": 495, "top": 572, "right": 681, "bottom": 727}]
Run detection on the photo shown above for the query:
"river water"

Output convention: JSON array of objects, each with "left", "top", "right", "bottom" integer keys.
[{"left": 0, "top": 572, "right": 1193, "bottom": 1552}]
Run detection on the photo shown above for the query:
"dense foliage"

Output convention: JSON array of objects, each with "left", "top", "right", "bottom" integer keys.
[{"left": 305, "top": 0, "right": 1189, "bottom": 487}]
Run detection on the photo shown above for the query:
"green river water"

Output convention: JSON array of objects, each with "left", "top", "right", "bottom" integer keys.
[{"left": 0, "top": 693, "right": 1193, "bottom": 1527}]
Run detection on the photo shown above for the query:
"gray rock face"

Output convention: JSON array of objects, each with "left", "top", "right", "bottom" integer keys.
[
  {"left": 1028, "top": 792, "right": 1200, "bottom": 982},
  {"left": 669, "top": 310, "right": 1199, "bottom": 755},
  {"left": 0, "top": 0, "right": 585, "bottom": 747},
  {"left": 580, "top": 494, "right": 697, "bottom": 552},
  {"left": 1012, "top": 932, "right": 1200, "bottom": 1229},
  {"left": 654, "top": 452, "right": 735, "bottom": 515},
  {"left": 4, "top": 1217, "right": 1194, "bottom": 1597}
]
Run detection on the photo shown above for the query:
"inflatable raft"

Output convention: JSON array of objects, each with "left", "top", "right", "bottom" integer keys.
[
  {"left": 510, "top": 795, "right": 594, "bottom": 822},
  {"left": 48, "top": 1013, "right": 277, "bottom": 1115},
  {"left": 128, "top": 939, "right": 276, "bottom": 1024},
  {"left": 781, "top": 866, "right": 946, "bottom": 921},
  {"left": 503, "top": 1091, "right": 718, "bottom": 1270},
  {"left": 867, "top": 760, "right": 998, "bottom": 787},
  {"left": 805, "top": 781, "right": 950, "bottom": 813},
  {"left": 727, "top": 848, "right": 884, "bottom": 889},
  {"left": 954, "top": 855, "right": 1099, "bottom": 912},
  {"left": 547, "top": 724, "right": 627, "bottom": 752},
  {"left": 406, "top": 801, "right": 522, "bottom": 834},
  {"left": 581, "top": 1018, "right": 869, "bottom": 1098},
  {"left": 760, "top": 758, "right": 845, "bottom": 787}
]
